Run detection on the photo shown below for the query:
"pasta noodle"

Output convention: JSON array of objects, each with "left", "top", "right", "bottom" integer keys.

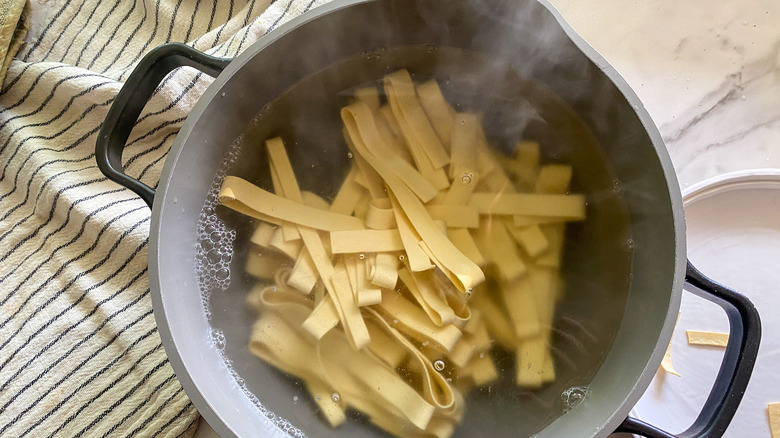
[{"left": 218, "top": 70, "right": 589, "bottom": 438}]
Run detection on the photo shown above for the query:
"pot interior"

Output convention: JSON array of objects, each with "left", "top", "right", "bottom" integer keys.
[{"left": 153, "top": 1, "right": 681, "bottom": 437}]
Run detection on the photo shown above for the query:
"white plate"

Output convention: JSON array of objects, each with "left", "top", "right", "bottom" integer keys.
[{"left": 631, "top": 169, "right": 780, "bottom": 437}]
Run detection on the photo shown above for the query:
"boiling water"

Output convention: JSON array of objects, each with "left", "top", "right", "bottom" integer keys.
[{"left": 195, "top": 45, "right": 632, "bottom": 437}]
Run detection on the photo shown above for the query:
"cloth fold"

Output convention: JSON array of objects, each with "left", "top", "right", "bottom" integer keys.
[
  {"left": 0, "top": 0, "right": 28, "bottom": 84},
  {"left": 0, "top": 0, "right": 328, "bottom": 436}
]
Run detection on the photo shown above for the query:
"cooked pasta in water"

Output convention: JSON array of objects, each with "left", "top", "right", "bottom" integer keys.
[{"left": 217, "top": 68, "right": 588, "bottom": 438}]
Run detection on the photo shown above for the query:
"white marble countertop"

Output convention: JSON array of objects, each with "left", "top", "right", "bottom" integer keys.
[
  {"left": 191, "top": 1, "right": 780, "bottom": 436},
  {"left": 552, "top": 0, "right": 780, "bottom": 190}
]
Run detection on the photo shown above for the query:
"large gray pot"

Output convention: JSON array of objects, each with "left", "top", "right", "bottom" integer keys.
[{"left": 95, "top": 0, "right": 760, "bottom": 437}]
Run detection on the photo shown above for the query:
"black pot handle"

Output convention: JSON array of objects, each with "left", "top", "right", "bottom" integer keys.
[
  {"left": 613, "top": 260, "right": 761, "bottom": 438},
  {"left": 95, "top": 43, "right": 231, "bottom": 208}
]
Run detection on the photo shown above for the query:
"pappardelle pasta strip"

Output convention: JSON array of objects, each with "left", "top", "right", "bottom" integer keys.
[
  {"left": 319, "top": 329, "right": 437, "bottom": 430},
  {"left": 389, "top": 192, "right": 435, "bottom": 272},
  {"left": 379, "top": 288, "right": 463, "bottom": 352},
  {"left": 399, "top": 267, "right": 456, "bottom": 327},
  {"left": 301, "top": 286, "right": 339, "bottom": 340},
  {"left": 365, "top": 198, "right": 396, "bottom": 230},
  {"left": 269, "top": 226, "right": 303, "bottom": 259},
  {"left": 356, "top": 111, "right": 440, "bottom": 203},
  {"left": 382, "top": 81, "right": 450, "bottom": 190},
  {"left": 505, "top": 140, "right": 541, "bottom": 191},
  {"left": 329, "top": 229, "right": 405, "bottom": 254},
  {"left": 447, "top": 228, "right": 485, "bottom": 267},
  {"left": 474, "top": 218, "right": 526, "bottom": 282},
  {"left": 426, "top": 205, "right": 480, "bottom": 229},
  {"left": 287, "top": 249, "right": 317, "bottom": 294},
  {"left": 267, "top": 137, "right": 371, "bottom": 350},
  {"left": 501, "top": 277, "right": 541, "bottom": 339},
  {"left": 371, "top": 252, "right": 399, "bottom": 290},
  {"left": 250, "top": 221, "right": 276, "bottom": 247},
  {"left": 329, "top": 165, "right": 366, "bottom": 215},
  {"left": 449, "top": 113, "right": 479, "bottom": 179},
  {"left": 343, "top": 128, "right": 387, "bottom": 200},
  {"left": 269, "top": 159, "right": 302, "bottom": 242},
  {"left": 441, "top": 170, "right": 480, "bottom": 206},
  {"left": 219, "top": 176, "right": 367, "bottom": 231},
  {"left": 353, "top": 86, "right": 380, "bottom": 111},
  {"left": 365, "top": 308, "right": 459, "bottom": 411},
  {"left": 353, "top": 257, "right": 382, "bottom": 307},
  {"left": 508, "top": 223, "right": 550, "bottom": 258},
  {"left": 384, "top": 70, "right": 451, "bottom": 170},
  {"left": 416, "top": 79, "right": 456, "bottom": 149},
  {"left": 342, "top": 102, "right": 485, "bottom": 292},
  {"left": 468, "top": 192, "right": 586, "bottom": 219}
]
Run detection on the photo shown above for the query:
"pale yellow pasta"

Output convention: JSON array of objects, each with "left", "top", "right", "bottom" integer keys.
[
  {"left": 250, "top": 221, "right": 277, "bottom": 248},
  {"left": 268, "top": 152, "right": 303, "bottom": 243},
  {"left": 266, "top": 138, "right": 371, "bottom": 349},
  {"left": 379, "top": 104, "right": 404, "bottom": 139},
  {"left": 661, "top": 338, "right": 681, "bottom": 377},
  {"left": 223, "top": 72, "right": 591, "bottom": 438},
  {"left": 365, "top": 198, "right": 396, "bottom": 229},
  {"left": 469, "top": 192, "right": 586, "bottom": 219},
  {"left": 426, "top": 205, "right": 480, "bottom": 229},
  {"left": 384, "top": 70, "right": 450, "bottom": 170},
  {"left": 389, "top": 193, "right": 435, "bottom": 272},
  {"left": 343, "top": 129, "right": 387, "bottom": 200},
  {"left": 475, "top": 218, "right": 526, "bottom": 282},
  {"left": 375, "top": 112, "right": 415, "bottom": 166},
  {"left": 365, "top": 317, "right": 409, "bottom": 368},
  {"left": 469, "top": 285, "right": 518, "bottom": 348},
  {"left": 516, "top": 337, "right": 547, "bottom": 388},
  {"left": 300, "top": 288, "right": 339, "bottom": 340},
  {"left": 371, "top": 252, "right": 399, "bottom": 290},
  {"left": 440, "top": 170, "right": 480, "bottom": 206},
  {"left": 342, "top": 102, "right": 484, "bottom": 291},
  {"left": 329, "top": 229, "right": 404, "bottom": 254},
  {"left": 365, "top": 308, "right": 460, "bottom": 411},
  {"left": 219, "top": 176, "right": 367, "bottom": 231},
  {"left": 686, "top": 330, "right": 729, "bottom": 347},
  {"left": 352, "top": 192, "right": 371, "bottom": 220},
  {"left": 268, "top": 226, "right": 302, "bottom": 259},
  {"left": 382, "top": 72, "right": 450, "bottom": 191},
  {"left": 399, "top": 267, "right": 455, "bottom": 327},
  {"left": 353, "top": 86, "right": 380, "bottom": 111},
  {"left": 379, "top": 289, "right": 462, "bottom": 352},
  {"left": 506, "top": 140, "right": 540, "bottom": 190},
  {"left": 449, "top": 113, "right": 479, "bottom": 179},
  {"left": 456, "top": 354, "right": 499, "bottom": 392},
  {"left": 307, "top": 381, "right": 347, "bottom": 427},
  {"left": 287, "top": 250, "right": 317, "bottom": 294},
  {"left": 351, "top": 257, "right": 382, "bottom": 307},
  {"left": 508, "top": 222, "right": 550, "bottom": 258},
  {"left": 357, "top": 116, "right": 440, "bottom": 203},
  {"left": 446, "top": 228, "right": 485, "bottom": 267},
  {"left": 416, "top": 79, "right": 455, "bottom": 148},
  {"left": 474, "top": 123, "right": 498, "bottom": 177},
  {"left": 329, "top": 166, "right": 366, "bottom": 215},
  {"left": 767, "top": 402, "right": 780, "bottom": 438},
  {"left": 501, "top": 277, "right": 541, "bottom": 339}
]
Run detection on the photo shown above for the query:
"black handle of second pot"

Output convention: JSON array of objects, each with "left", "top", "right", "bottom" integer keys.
[
  {"left": 95, "top": 43, "right": 231, "bottom": 208},
  {"left": 614, "top": 260, "right": 761, "bottom": 438}
]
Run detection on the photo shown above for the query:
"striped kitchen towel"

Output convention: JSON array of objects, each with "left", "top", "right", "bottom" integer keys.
[{"left": 0, "top": 0, "right": 329, "bottom": 436}]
